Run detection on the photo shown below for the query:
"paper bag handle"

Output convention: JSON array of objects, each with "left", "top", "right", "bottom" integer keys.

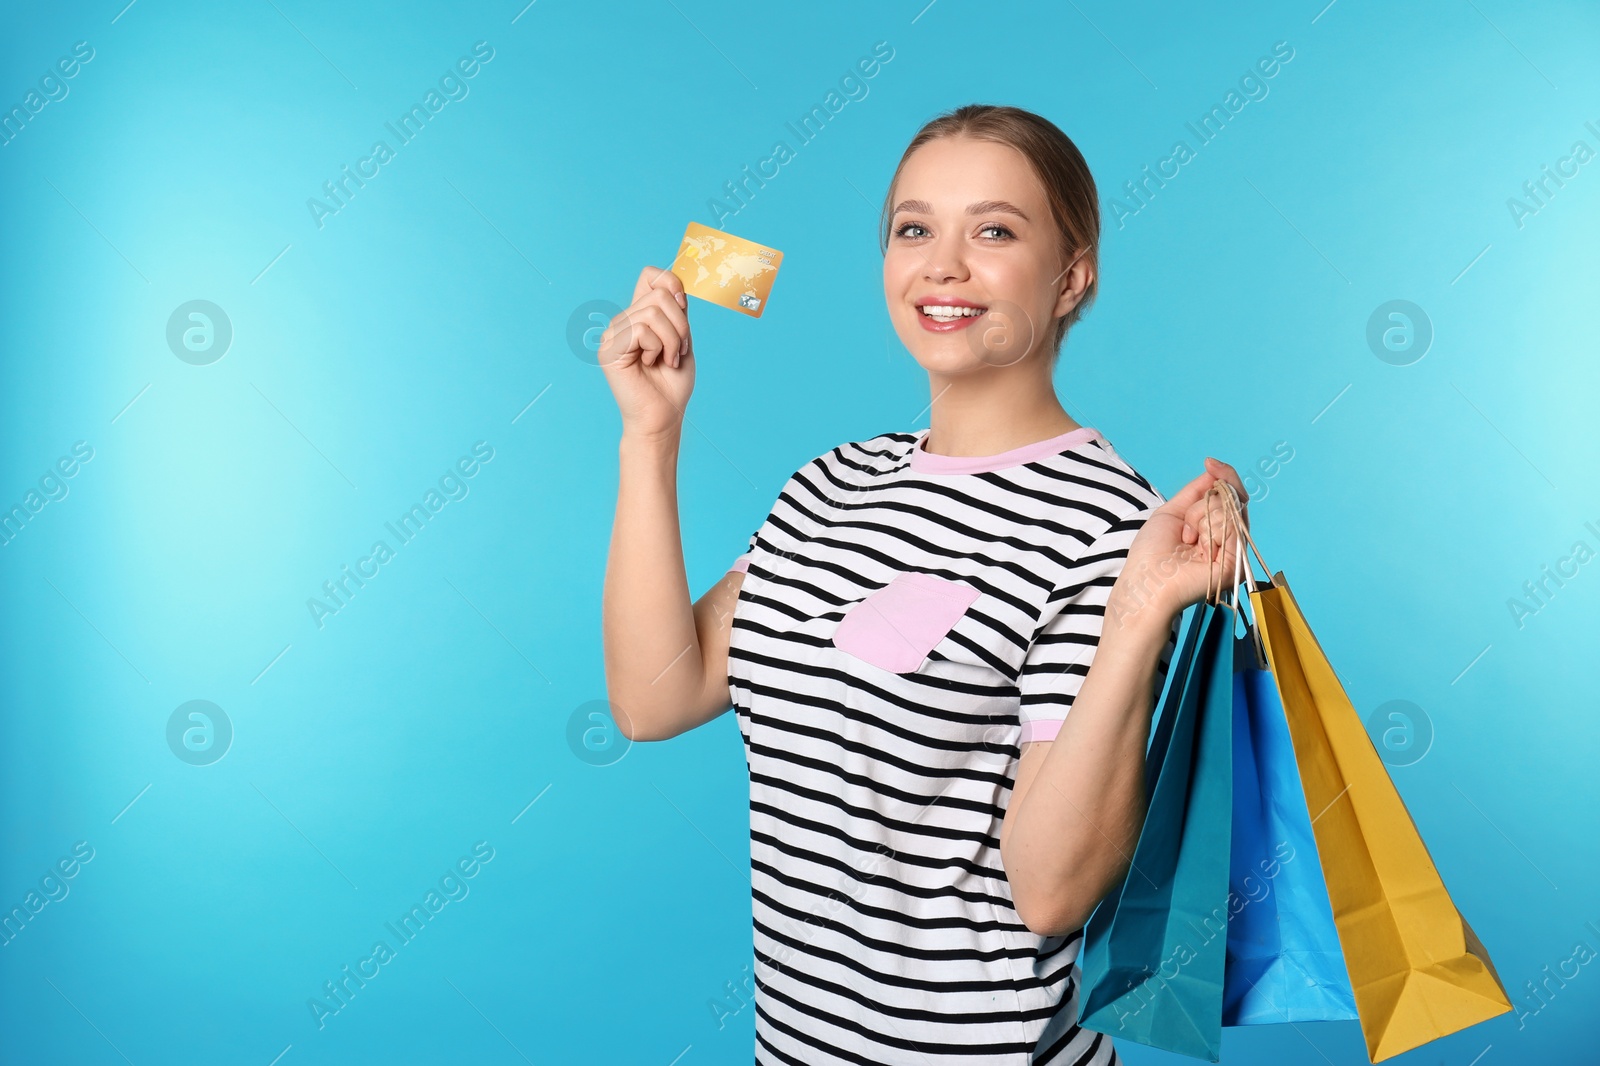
[
  {"left": 1203, "top": 480, "right": 1272, "bottom": 602},
  {"left": 1202, "top": 480, "right": 1274, "bottom": 669}
]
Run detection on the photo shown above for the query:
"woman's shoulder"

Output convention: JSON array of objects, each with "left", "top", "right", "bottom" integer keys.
[
  {"left": 786, "top": 429, "right": 916, "bottom": 478},
  {"left": 994, "top": 432, "right": 1169, "bottom": 549},
  {"left": 1082, "top": 432, "right": 1164, "bottom": 489},
  {"left": 1072, "top": 434, "right": 1168, "bottom": 522}
]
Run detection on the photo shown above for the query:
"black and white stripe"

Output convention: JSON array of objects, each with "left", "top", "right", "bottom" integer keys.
[{"left": 726, "top": 429, "right": 1179, "bottom": 1064}]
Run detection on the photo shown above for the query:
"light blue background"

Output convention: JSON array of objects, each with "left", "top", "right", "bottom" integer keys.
[{"left": 2, "top": 1, "right": 1596, "bottom": 1063}]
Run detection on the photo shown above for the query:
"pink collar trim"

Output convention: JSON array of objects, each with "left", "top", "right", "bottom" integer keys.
[{"left": 908, "top": 425, "right": 1103, "bottom": 475}]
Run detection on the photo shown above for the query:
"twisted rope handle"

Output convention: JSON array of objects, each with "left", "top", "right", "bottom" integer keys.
[
  {"left": 1200, "top": 479, "right": 1274, "bottom": 666},
  {"left": 1202, "top": 479, "right": 1271, "bottom": 605}
]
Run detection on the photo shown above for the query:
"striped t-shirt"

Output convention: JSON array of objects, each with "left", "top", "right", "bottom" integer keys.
[{"left": 725, "top": 424, "right": 1181, "bottom": 1066}]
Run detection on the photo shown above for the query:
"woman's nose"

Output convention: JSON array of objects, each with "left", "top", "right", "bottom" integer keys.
[{"left": 921, "top": 239, "right": 968, "bottom": 282}]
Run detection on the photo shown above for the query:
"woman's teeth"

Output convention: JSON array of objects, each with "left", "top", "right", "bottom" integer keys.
[{"left": 920, "top": 305, "right": 987, "bottom": 319}]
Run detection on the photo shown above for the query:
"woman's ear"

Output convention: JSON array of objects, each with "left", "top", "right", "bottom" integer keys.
[{"left": 1052, "top": 249, "right": 1094, "bottom": 320}]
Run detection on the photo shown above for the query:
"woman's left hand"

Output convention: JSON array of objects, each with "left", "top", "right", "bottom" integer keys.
[{"left": 1112, "top": 457, "right": 1252, "bottom": 628}]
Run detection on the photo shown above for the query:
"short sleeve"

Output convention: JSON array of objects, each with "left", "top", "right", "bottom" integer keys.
[
  {"left": 728, "top": 527, "right": 760, "bottom": 575},
  {"left": 1017, "top": 507, "right": 1182, "bottom": 744}
]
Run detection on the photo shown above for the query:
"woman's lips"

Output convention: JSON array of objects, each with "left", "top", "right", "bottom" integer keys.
[{"left": 915, "top": 306, "right": 988, "bottom": 333}]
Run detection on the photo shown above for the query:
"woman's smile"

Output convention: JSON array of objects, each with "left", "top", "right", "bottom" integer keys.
[{"left": 915, "top": 295, "right": 990, "bottom": 332}]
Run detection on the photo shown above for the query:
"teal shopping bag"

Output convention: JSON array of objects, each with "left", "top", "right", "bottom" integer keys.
[
  {"left": 1078, "top": 600, "right": 1236, "bottom": 1062},
  {"left": 1223, "top": 640, "right": 1359, "bottom": 1025}
]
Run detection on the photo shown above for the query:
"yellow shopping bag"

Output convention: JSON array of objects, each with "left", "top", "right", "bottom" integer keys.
[{"left": 1248, "top": 572, "right": 1512, "bottom": 1062}]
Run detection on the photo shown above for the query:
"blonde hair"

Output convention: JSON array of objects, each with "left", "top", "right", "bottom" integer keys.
[{"left": 879, "top": 104, "right": 1101, "bottom": 356}]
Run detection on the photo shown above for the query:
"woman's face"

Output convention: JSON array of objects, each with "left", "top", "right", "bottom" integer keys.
[{"left": 883, "top": 135, "right": 1085, "bottom": 373}]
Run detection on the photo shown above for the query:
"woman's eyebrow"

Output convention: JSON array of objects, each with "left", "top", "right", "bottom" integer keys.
[
  {"left": 965, "top": 199, "right": 1030, "bottom": 221},
  {"left": 890, "top": 198, "right": 1031, "bottom": 221}
]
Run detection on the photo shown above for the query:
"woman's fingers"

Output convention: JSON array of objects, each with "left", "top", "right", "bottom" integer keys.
[
  {"left": 1171, "top": 459, "right": 1248, "bottom": 560},
  {"left": 1179, "top": 484, "right": 1245, "bottom": 562},
  {"left": 646, "top": 267, "right": 693, "bottom": 366},
  {"left": 618, "top": 267, "right": 693, "bottom": 369},
  {"left": 643, "top": 285, "right": 691, "bottom": 367},
  {"left": 641, "top": 305, "right": 683, "bottom": 367},
  {"left": 1139, "top": 459, "right": 1252, "bottom": 608},
  {"left": 598, "top": 313, "right": 637, "bottom": 369},
  {"left": 1204, "top": 457, "right": 1248, "bottom": 520},
  {"left": 635, "top": 310, "right": 666, "bottom": 368},
  {"left": 1182, "top": 501, "right": 1217, "bottom": 557},
  {"left": 607, "top": 311, "right": 654, "bottom": 367},
  {"left": 649, "top": 269, "right": 689, "bottom": 314},
  {"left": 633, "top": 265, "right": 686, "bottom": 306}
]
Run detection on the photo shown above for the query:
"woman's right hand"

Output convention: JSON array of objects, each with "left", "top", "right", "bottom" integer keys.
[{"left": 598, "top": 265, "right": 695, "bottom": 440}]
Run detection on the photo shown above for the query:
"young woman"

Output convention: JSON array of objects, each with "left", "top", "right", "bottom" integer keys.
[{"left": 601, "top": 104, "right": 1249, "bottom": 1066}]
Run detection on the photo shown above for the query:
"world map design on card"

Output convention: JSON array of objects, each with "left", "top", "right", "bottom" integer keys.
[{"left": 670, "top": 222, "right": 783, "bottom": 318}]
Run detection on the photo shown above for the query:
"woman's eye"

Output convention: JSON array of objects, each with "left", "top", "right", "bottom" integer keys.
[{"left": 894, "top": 222, "right": 1012, "bottom": 240}]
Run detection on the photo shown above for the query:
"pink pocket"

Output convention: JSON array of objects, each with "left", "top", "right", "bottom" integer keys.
[{"left": 832, "top": 571, "right": 981, "bottom": 673}]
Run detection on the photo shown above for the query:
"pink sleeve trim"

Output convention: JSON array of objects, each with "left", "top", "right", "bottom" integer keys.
[
  {"left": 1019, "top": 718, "right": 1064, "bottom": 744},
  {"left": 728, "top": 554, "right": 751, "bottom": 574}
]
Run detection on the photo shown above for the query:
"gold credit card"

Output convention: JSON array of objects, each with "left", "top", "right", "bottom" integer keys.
[{"left": 669, "top": 222, "right": 783, "bottom": 318}]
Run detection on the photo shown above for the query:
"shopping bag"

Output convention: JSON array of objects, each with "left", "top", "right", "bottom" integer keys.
[
  {"left": 1223, "top": 634, "right": 1359, "bottom": 1025},
  {"left": 1077, "top": 599, "right": 1236, "bottom": 1062},
  {"left": 1248, "top": 572, "right": 1513, "bottom": 1061},
  {"left": 1081, "top": 480, "right": 1509, "bottom": 1062}
]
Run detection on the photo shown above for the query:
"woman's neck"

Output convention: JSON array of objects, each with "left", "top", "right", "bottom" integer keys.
[{"left": 921, "top": 400, "right": 1082, "bottom": 459}]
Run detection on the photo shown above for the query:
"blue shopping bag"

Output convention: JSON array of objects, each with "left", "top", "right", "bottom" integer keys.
[
  {"left": 1078, "top": 600, "right": 1235, "bottom": 1061},
  {"left": 1079, "top": 598, "right": 1359, "bottom": 1061},
  {"left": 1223, "top": 629, "right": 1359, "bottom": 1025}
]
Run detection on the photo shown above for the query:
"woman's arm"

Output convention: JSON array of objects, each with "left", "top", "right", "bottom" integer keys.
[
  {"left": 1000, "top": 458, "right": 1248, "bottom": 936},
  {"left": 597, "top": 265, "right": 738, "bottom": 742},
  {"left": 602, "top": 429, "right": 743, "bottom": 742},
  {"left": 999, "top": 589, "right": 1176, "bottom": 936}
]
